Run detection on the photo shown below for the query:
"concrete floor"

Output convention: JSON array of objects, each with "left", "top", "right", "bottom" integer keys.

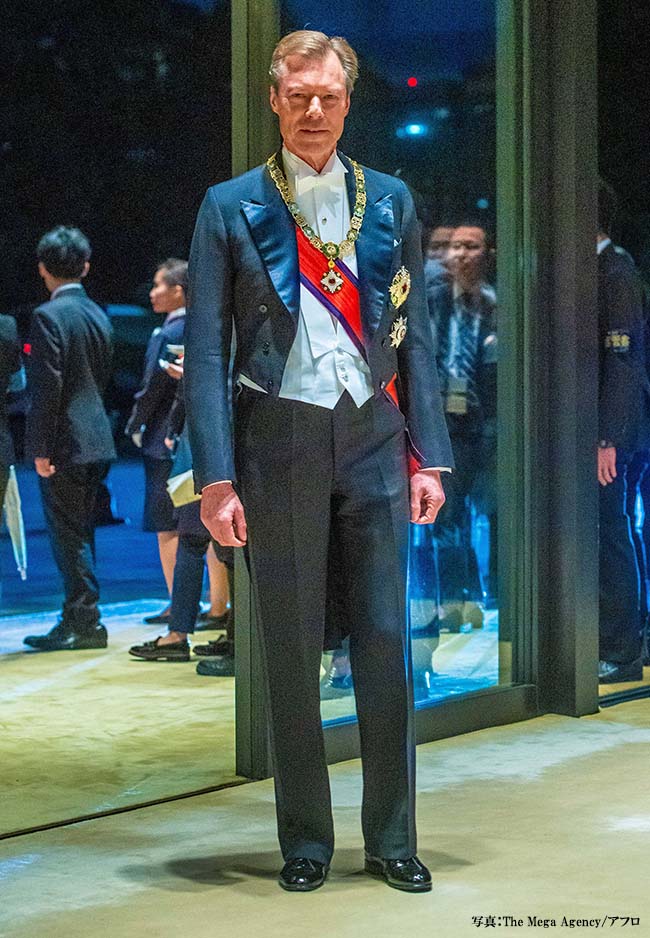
[{"left": 1, "top": 699, "right": 648, "bottom": 938}]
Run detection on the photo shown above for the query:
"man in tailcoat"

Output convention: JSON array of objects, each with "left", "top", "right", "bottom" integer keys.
[
  {"left": 184, "top": 30, "right": 453, "bottom": 892},
  {"left": 24, "top": 226, "right": 116, "bottom": 652}
]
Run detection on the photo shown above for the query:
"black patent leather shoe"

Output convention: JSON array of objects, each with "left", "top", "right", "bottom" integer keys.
[
  {"left": 24, "top": 624, "right": 107, "bottom": 652},
  {"left": 129, "top": 636, "right": 190, "bottom": 661},
  {"left": 364, "top": 854, "right": 432, "bottom": 892},
  {"left": 279, "top": 858, "right": 329, "bottom": 892}
]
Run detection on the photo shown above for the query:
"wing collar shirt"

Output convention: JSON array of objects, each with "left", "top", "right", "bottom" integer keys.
[{"left": 240, "top": 146, "right": 373, "bottom": 409}]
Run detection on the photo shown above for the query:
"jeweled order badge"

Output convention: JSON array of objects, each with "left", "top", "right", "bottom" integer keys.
[
  {"left": 389, "top": 314, "right": 408, "bottom": 348},
  {"left": 389, "top": 266, "right": 411, "bottom": 308}
]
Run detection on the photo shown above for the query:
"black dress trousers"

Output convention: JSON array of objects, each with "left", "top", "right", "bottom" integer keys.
[
  {"left": 39, "top": 461, "right": 109, "bottom": 630},
  {"left": 235, "top": 387, "right": 415, "bottom": 865},
  {"left": 599, "top": 453, "right": 642, "bottom": 665}
]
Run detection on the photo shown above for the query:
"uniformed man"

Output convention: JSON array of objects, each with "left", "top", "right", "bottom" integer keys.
[{"left": 597, "top": 181, "right": 650, "bottom": 683}]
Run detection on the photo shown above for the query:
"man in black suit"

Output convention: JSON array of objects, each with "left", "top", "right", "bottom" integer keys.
[
  {"left": 0, "top": 314, "right": 22, "bottom": 508},
  {"left": 427, "top": 223, "right": 497, "bottom": 629},
  {"left": 597, "top": 183, "right": 650, "bottom": 683},
  {"left": 184, "top": 31, "right": 452, "bottom": 893},
  {"left": 24, "top": 226, "right": 116, "bottom": 652}
]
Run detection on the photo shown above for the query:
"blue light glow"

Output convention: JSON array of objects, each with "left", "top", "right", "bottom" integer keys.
[{"left": 406, "top": 123, "right": 426, "bottom": 136}]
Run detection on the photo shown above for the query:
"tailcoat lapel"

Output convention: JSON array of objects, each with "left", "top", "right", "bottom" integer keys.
[
  {"left": 340, "top": 152, "right": 394, "bottom": 342},
  {"left": 239, "top": 158, "right": 300, "bottom": 323},
  {"left": 240, "top": 151, "right": 394, "bottom": 338}
]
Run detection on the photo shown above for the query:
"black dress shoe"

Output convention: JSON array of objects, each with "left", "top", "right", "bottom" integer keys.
[
  {"left": 598, "top": 658, "right": 643, "bottom": 683},
  {"left": 364, "top": 854, "right": 432, "bottom": 892},
  {"left": 194, "top": 609, "right": 231, "bottom": 631},
  {"left": 196, "top": 653, "right": 234, "bottom": 677},
  {"left": 193, "top": 637, "right": 233, "bottom": 657},
  {"left": 143, "top": 606, "right": 171, "bottom": 625},
  {"left": 24, "top": 624, "right": 107, "bottom": 652},
  {"left": 278, "top": 858, "right": 328, "bottom": 892},
  {"left": 129, "top": 636, "right": 190, "bottom": 661}
]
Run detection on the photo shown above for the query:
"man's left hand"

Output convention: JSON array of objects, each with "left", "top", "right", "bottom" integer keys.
[
  {"left": 35, "top": 457, "right": 56, "bottom": 478},
  {"left": 598, "top": 446, "right": 617, "bottom": 486},
  {"left": 410, "top": 469, "right": 445, "bottom": 524}
]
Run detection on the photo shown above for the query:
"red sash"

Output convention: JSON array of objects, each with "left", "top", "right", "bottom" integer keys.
[{"left": 296, "top": 228, "right": 366, "bottom": 360}]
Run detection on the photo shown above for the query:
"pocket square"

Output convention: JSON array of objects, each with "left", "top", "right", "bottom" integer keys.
[{"left": 393, "top": 238, "right": 402, "bottom": 247}]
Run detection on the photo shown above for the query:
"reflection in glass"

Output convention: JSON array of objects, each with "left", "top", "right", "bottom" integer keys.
[
  {"left": 0, "top": 0, "right": 234, "bottom": 835},
  {"left": 276, "top": 1, "right": 507, "bottom": 722}
]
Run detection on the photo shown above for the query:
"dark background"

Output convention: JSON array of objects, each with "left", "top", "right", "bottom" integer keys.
[
  {"left": 599, "top": 0, "right": 650, "bottom": 268},
  {"left": 1, "top": 0, "right": 645, "bottom": 312}
]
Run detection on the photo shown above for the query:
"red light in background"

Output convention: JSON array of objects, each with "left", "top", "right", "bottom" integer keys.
[
  {"left": 407, "top": 76, "right": 418, "bottom": 88},
  {"left": 23, "top": 343, "right": 32, "bottom": 356}
]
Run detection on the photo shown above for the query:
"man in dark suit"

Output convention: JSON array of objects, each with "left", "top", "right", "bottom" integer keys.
[
  {"left": 24, "top": 226, "right": 116, "bottom": 652},
  {"left": 427, "top": 223, "right": 497, "bottom": 628},
  {"left": 0, "top": 314, "right": 22, "bottom": 508},
  {"left": 184, "top": 31, "right": 453, "bottom": 893},
  {"left": 597, "top": 183, "right": 650, "bottom": 683}
]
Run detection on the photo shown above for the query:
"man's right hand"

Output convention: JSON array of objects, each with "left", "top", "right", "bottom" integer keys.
[{"left": 201, "top": 481, "right": 247, "bottom": 547}]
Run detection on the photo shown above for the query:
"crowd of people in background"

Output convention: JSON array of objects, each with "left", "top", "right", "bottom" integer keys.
[{"left": 4, "top": 179, "right": 650, "bottom": 688}]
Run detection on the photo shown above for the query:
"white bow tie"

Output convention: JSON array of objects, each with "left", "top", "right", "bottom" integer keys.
[{"left": 294, "top": 170, "right": 346, "bottom": 196}]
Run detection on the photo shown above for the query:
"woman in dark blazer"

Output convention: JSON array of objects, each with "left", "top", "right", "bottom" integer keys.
[{"left": 126, "top": 259, "right": 186, "bottom": 623}]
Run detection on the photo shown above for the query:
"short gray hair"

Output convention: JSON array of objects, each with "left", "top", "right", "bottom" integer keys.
[{"left": 269, "top": 30, "right": 359, "bottom": 94}]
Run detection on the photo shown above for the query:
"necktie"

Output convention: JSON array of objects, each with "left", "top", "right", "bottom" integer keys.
[{"left": 452, "top": 295, "right": 480, "bottom": 405}]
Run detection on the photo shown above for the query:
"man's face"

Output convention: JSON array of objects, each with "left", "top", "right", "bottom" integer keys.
[
  {"left": 150, "top": 270, "right": 183, "bottom": 315},
  {"left": 270, "top": 51, "right": 350, "bottom": 172},
  {"left": 426, "top": 226, "right": 453, "bottom": 262},
  {"left": 447, "top": 226, "right": 488, "bottom": 286}
]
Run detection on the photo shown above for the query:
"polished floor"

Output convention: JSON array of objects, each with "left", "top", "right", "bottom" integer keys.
[
  {"left": 1, "top": 699, "right": 648, "bottom": 938},
  {"left": 0, "top": 599, "right": 504, "bottom": 833}
]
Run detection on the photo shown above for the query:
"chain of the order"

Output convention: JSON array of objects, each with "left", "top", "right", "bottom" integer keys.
[{"left": 266, "top": 154, "right": 367, "bottom": 269}]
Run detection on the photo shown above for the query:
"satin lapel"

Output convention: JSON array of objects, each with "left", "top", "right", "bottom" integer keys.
[
  {"left": 341, "top": 152, "right": 394, "bottom": 341},
  {"left": 239, "top": 160, "right": 300, "bottom": 322}
]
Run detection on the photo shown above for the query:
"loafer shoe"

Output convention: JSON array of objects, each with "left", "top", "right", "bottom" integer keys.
[
  {"left": 193, "top": 637, "right": 233, "bottom": 657},
  {"left": 129, "top": 637, "right": 190, "bottom": 661},
  {"left": 279, "top": 858, "right": 329, "bottom": 892},
  {"left": 598, "top": 658, "right": 643, "bottom": 684},
  {"left": 195, "top": 609, "right": 231, "bottom": 631},
  {"left": 364, "top": 854, "right": 432, "bottom": 892},
  {"left": 24, "top": 624, "right": 107, "bottom": 652},
  {"left": 196, "top": 654, "right": 235, "bottom": 677},
  {"left": 143, "top": 606, "right": 171, "bottom": 625}
]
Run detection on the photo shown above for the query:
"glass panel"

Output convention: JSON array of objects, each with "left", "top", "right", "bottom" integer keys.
[
  {"left": 278, "top": 2, "right": 507, "bottom": 723},
  {"left": 597, "top": 2, "right": 650, "bottom": 697},
  {"left": 0, "top": 0, "right": 234, "bottom": 834}
]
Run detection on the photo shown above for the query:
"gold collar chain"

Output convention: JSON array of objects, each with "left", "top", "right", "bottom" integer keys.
[{"left": 266, "top": 154, "right": 367, "bottom": 272}]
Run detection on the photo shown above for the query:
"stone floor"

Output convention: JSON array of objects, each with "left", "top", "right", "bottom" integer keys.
[{"left": 1, "top": 699, "right": 649, "bottom": 938}]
